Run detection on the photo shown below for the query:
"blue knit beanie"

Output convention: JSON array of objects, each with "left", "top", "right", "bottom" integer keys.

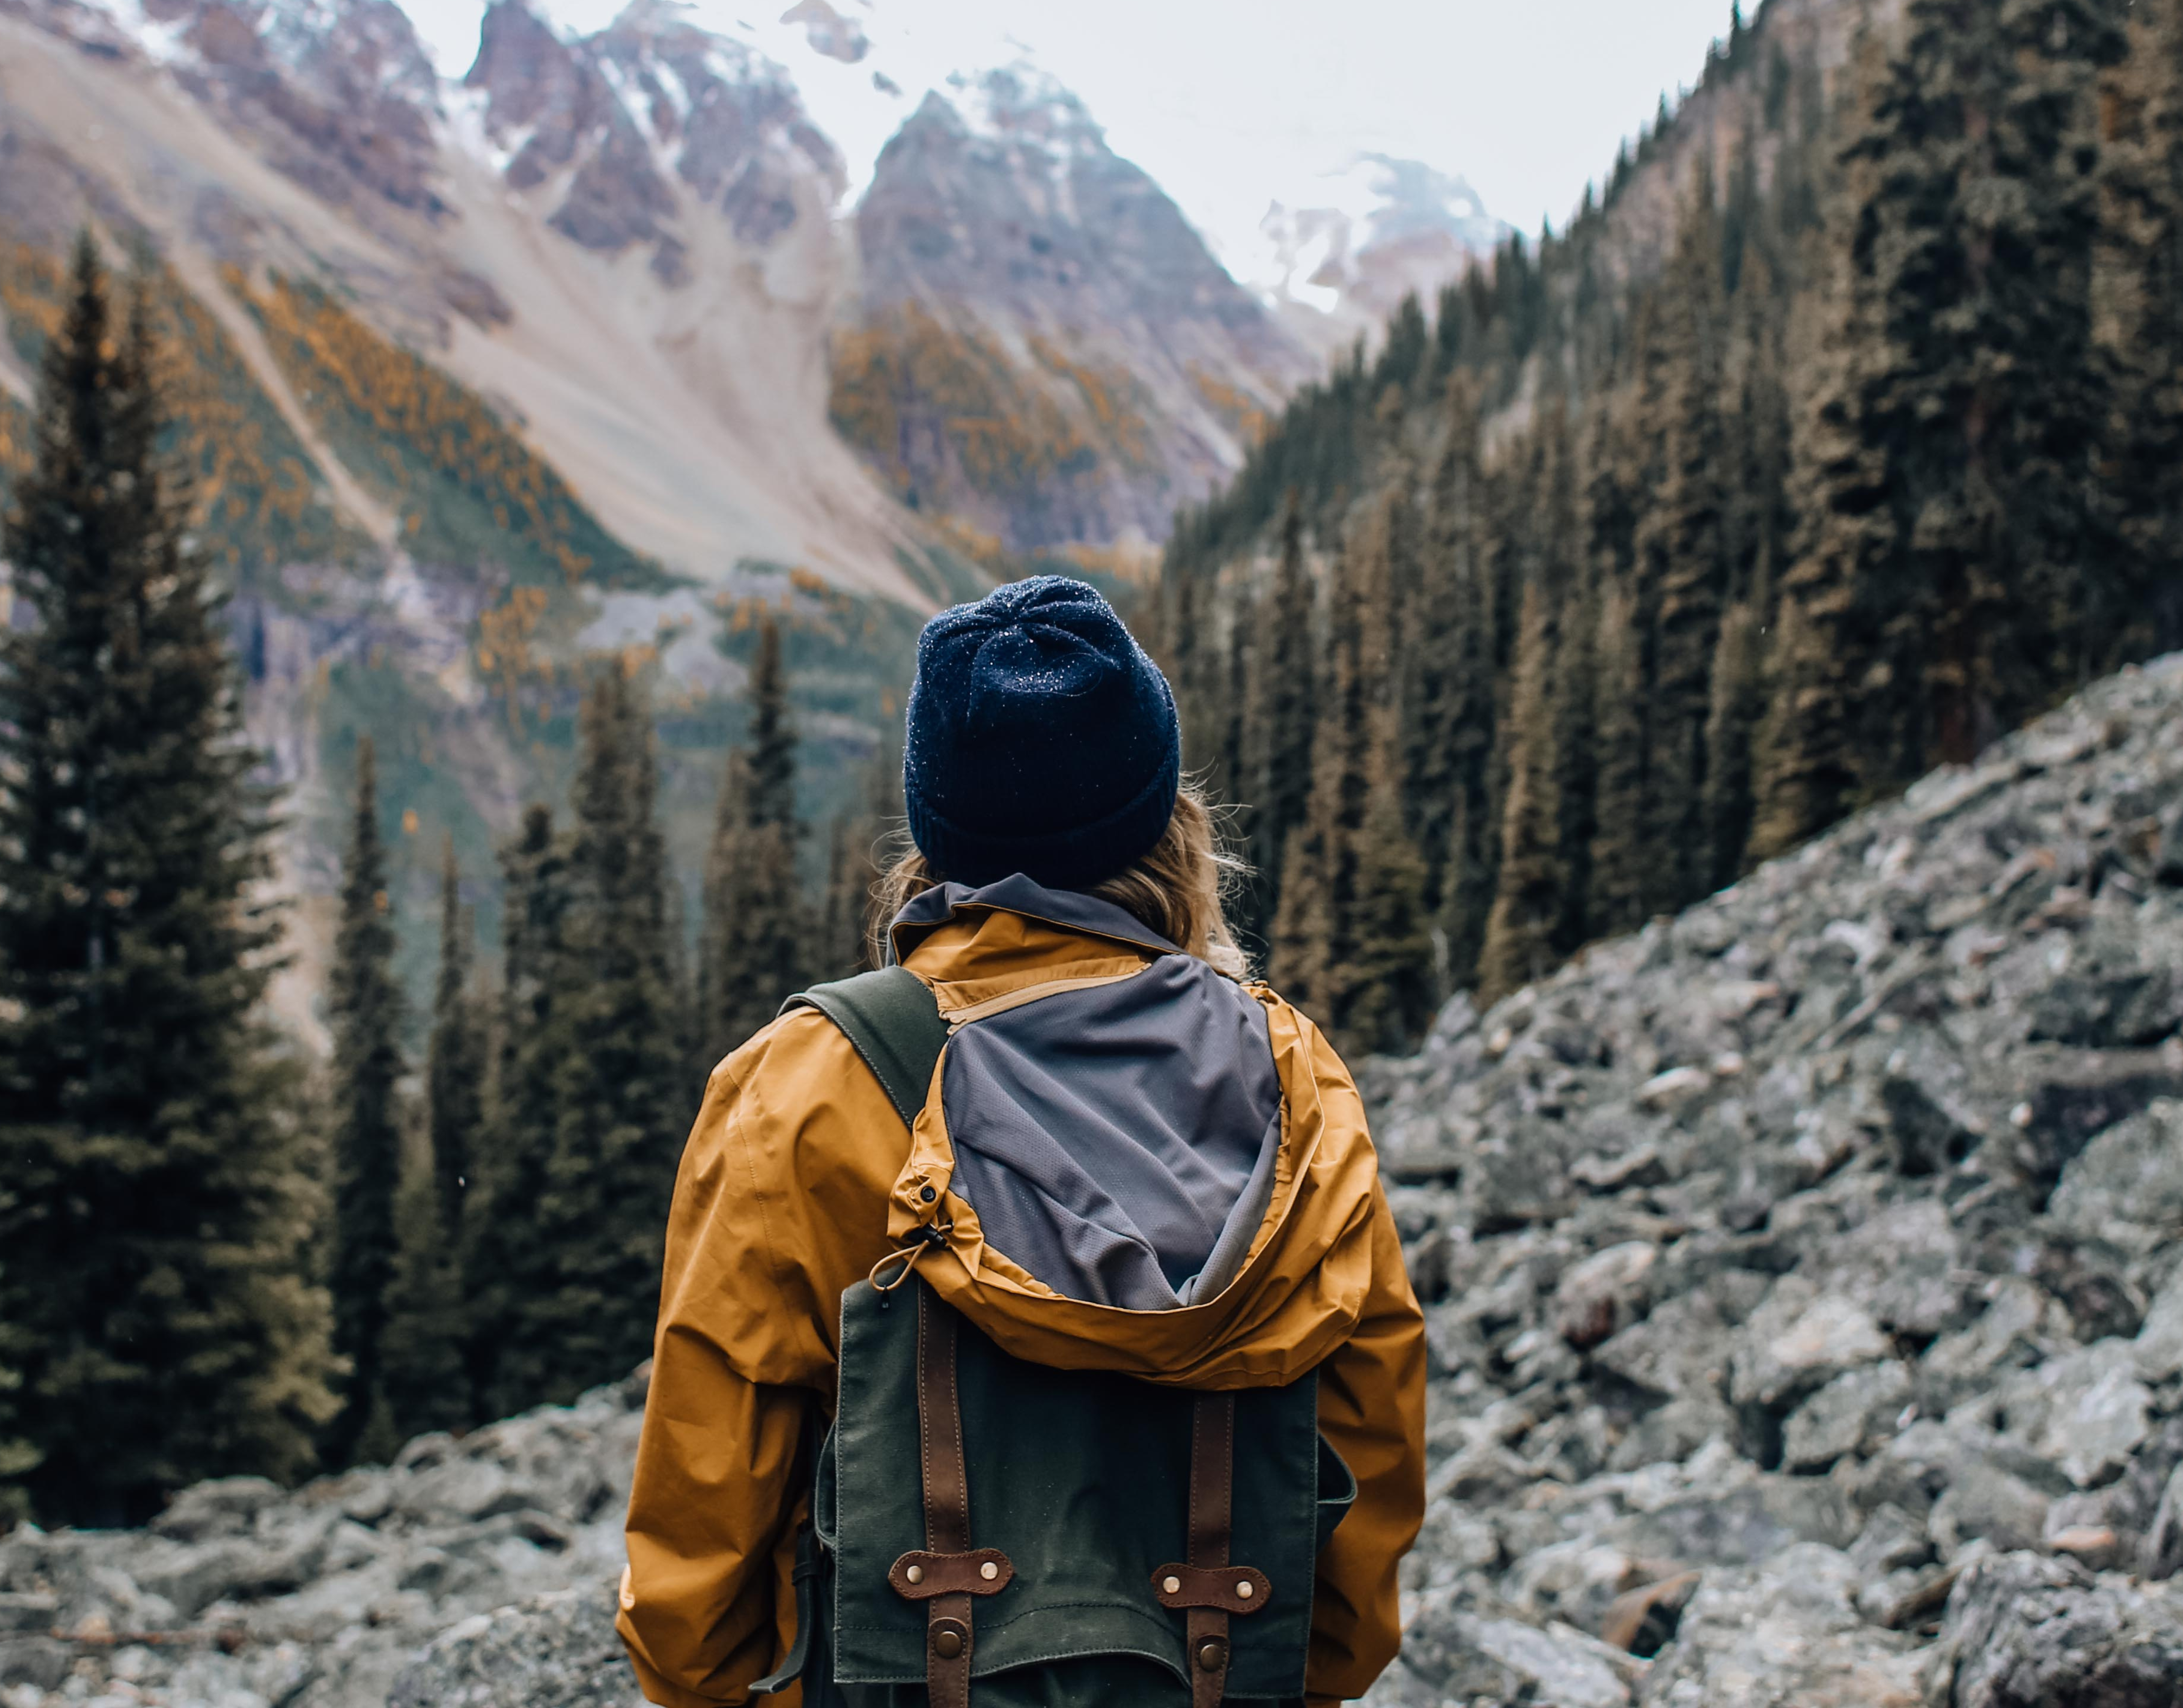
[{"left": 903, "top": 576, "right": 1181, "bottom": 890}]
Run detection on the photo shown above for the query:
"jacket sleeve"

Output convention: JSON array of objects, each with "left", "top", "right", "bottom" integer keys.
[
  {"left": 617, "top": 1014, "right": 909, "bottom": 1708},
  {"left": 1304, "top": 1179, "right": 1427, "bottom": 1703}
]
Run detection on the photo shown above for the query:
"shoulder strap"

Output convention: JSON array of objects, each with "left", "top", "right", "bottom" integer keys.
[{"left": 780, "top": 967, "right": 949, "bottom": 1131}]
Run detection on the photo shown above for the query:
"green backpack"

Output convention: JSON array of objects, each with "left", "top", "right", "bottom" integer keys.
[{"left": 756, "top": 969, "right": 1355, "bottom": 1708}]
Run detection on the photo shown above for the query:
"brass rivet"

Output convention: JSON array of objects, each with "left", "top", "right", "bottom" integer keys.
[
  {"left": 980, "top": 1560, "right": 999, "bottom": 1580},
  {"left": 1236, "top": 1580, "right": 1253, "bottom": 1598},
  {"left": 1197, "top": 1639, "right": 1224, "bottom": 1671},
  {"left": 905, "top": 1564, "right": 924, "bottom": 1584},
  {"left": 933, "top": 1628, "right": 964, "bottom": 1660},
  {"left": 1162, "top": 1575, "right": 1181, "bottom": 1594}
]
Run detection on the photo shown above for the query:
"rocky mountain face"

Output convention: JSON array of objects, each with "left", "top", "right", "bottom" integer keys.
[
  {"left": 7, "top": 654, "right": 2183, "bottom": 1708},
  {"left": 1, "top": 0, "right": 913, "bottom": 592},
  {"left": 830, "top": 65, "right": 1314, "bottom": 556},
  {"left": 0, "top": 0, "right": 954, "bottom": 1027},
  {"left": 462, "top": 0, "right": 842, "bottom": 284}
]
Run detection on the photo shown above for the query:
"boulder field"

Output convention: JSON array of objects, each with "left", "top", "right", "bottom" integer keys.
[{"left": 6, "top": 654, "right": 2183, "bottom": 1707}]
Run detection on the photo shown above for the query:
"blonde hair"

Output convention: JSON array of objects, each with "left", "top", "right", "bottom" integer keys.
[{"left": 870, "top": 782, "right": 1251, "bottom": 977}]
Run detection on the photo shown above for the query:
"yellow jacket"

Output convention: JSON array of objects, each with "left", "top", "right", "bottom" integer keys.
[{"left": 618, "top": 895, "right": 1426, "bottom": 1706}]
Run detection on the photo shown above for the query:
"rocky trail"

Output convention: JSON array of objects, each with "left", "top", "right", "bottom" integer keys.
[{"left": 8, "top": 654, "right": 2183, "bottom": 1708}]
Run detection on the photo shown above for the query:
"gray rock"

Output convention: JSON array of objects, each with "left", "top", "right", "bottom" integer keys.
[
  {"left": 387, "top": 1580, "right": 641, "bottom": 1708},
  {"left": 132, "top": 1512, "right": 337, "bottom": 1620},
  {"left": 395, "top": 1457, "right": 543, "bottom": 1526},
  {"left": 1394, "top": 1587, "right": 1635, "bottom": 1708},
  {"left": 1926, "top": 1550, "right": 2183, "bottom": 1707},
  {"left": 0, "top": 1592, "right": 57, "bottom": 1634},
  {"left": 2157, "top": 799, "right": 2183, "bottom": 886},
  {"left": 2131, "top": 1267, "right": 2183, "bottom": 1383},
  {"left": 1730, "top": 1282, "right": 1893, "bottom": 1409},
  {"left": 1785, "top": 1361, "right": 1915, "bottom": 1472},
  {"left": 2145, "top": 1462, "right": 2183, "bottom": 1581},
  {"left": 1929, "top": 1461, "right": 2053, "bottom": 1558},
  {"left": 1555, "top": 1242, "right": 1659, "bottom": 1350},
  {"left": 2048, "top": 1100, "right": 2183, "bottom": 1244},
  {"left": 1635, "top": 1543, "right": 1923, "bottom": 1706},
  {"left": 0, "top": 1636, "right": 71, "bottom": 1690},
  {"left": 150, "top": 1476, "right": 285, "bottom": 1542}
]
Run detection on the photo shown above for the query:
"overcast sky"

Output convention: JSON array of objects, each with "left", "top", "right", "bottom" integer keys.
[{"left": 402, "top": 0, "right": 1741, "bottom": 269}]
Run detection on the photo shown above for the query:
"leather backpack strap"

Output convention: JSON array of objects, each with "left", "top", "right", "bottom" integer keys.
[
  {"left": 897, "top": 1283, "right": 1013, "bottom": 1708},
  {"left": 781, "top": 966, "right": 949, "bottom": 1131},
  {"left": 1187, "top": 1395, "right": 1235, "bottom": 1708},
  {"left": 1151, "top": 1392, "right": 1272, "bottom": 1708}
]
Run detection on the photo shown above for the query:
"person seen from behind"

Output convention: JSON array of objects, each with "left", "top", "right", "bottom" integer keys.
[{"left": 618, "top": 576, "right": 1426, "bottom": 1706}]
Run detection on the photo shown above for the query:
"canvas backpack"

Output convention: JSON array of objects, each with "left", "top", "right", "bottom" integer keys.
[{"left": 754, "top": 968, "right": 1355, "bottom": 1708}]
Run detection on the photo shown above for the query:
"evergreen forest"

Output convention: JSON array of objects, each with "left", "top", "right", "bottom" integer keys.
[{"left": 1153, "top": 0, "right": 2183, "bottom": 1059}]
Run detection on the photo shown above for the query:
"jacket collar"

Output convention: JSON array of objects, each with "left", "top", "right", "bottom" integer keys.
[{"left": 888, "top": 874, "right": 1177, "bottom": 966}]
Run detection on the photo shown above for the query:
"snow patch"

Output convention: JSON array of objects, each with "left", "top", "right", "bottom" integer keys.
[{"left": 73, "top": 0, "right": 190, "bottom": 64}]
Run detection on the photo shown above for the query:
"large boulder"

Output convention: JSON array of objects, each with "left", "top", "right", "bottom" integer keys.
[
  {"left": 1634, "top": 1543, "right": 1923, "bottom": 1707},
  {"left": 1924, "top": 1551, "right": 2183, "bottom": 1707},
  {"left": 387, "top": 1580, "right": 640, "bottom": 1708}
]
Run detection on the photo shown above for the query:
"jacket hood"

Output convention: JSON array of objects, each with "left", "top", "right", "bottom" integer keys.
[{"left": 884, "top": 877, "right": 1389, "bottom": 1391}]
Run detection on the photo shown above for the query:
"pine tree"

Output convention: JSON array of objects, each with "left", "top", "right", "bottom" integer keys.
[
  {"left": 1218, "top": 580, "right": 1257, "bottom": 848},
  {"left": 742, "top": 613, "right": 797, "bottom": 833},
  {"left": 1340, "top": 734, "right": 1437, "bottom": 1053},
  {"left": 1537, "top": 404, "right": 1598, "bottom": 958},
  {"left": 1241, "top": 495, "right": 1317, "bottom": 943},
  {"left": 1427, "top": 381, "right": 1500, "bottom": 990},
  {"left": 1725, "top": 246, "right": 1793, "bottom": 624},
  {"left": 425, "top": 840, "right": 486, "bottom": 1256},
  {"left": 374, "top": 1136, "right": 469, "bottom": 1447},
  {"left": 1404, "top": 375, "right": 1486, "bottom": 904},
  {"left": 1478, "top": 580, "right": 1567, "bottom": 1005},
  {"left": 1701, "top": 600, "right": 1766, "bottom": 891},
  {"left": 1303, "top": 511, "right": 1386, "bottom": 1048},
  {"left": 1587, "top": 575, "right": 1649, "bottom": 937},
  {"left": 466, "top": 804, "right": 568, "bottom": 1420},
  {"left": 702, "top": 616, "right": 808, "bottom": 1055},
  {"left": 326, "top": 737, "right": 407, "bottom": 1465},
  {"left": 0, "top": 240, "right": 335, "bottom": 1523},
  {"left": 526, "top": 669, "right": 686, "bottom": 1403},
  {"left": 1632, "top": 177, "right": 1733, "bottom": 915},
  {"left": 379, "top": 839, "right": 487, "bottom": 1441},
  {"left": 2098, "top": 0, "right": 2183, "bottom": 658},
  {"left": 1266, "top": 821, "right": 1330, "bottom": 1019}
]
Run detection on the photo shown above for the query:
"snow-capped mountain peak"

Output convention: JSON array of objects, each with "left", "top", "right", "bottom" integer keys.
[{"left": 1245, "top": 152, "right": 1514, "bottom": 354}]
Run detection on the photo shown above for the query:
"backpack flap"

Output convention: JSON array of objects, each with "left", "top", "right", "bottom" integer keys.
[{"left": 830, "top": 1279, "right": 1326, "bottom": 1699}]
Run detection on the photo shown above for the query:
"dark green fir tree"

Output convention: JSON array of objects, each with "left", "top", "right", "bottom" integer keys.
[
  {"left": 374, "top": 1134, "right": 471, "bottom": 1447},
  {"left": 702, "top": 617, "right": 808, "bottom": 1055},
  {"left": 527, "top": 668, "right": 687, "bottom": 1404},
  {"left": 1241, "top": 496, "right": 1317, "bottom": 944},
  {"left": 425, "top": 840, "right": 486, "bottom": 1259},
  {"left": 467, "top": 804, "right": 568, "bottom": 1420},
  {"left": 0, "top": 238, "right": 335, "bottom": 1523},
  {"left": 326, "top": 736, "right": 407, "bottom": 1466},
  {"left": 376, "top": 839, "right": 487, "bottom": 1444}
]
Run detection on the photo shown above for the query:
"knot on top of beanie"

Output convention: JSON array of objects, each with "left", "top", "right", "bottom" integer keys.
[{"left": 904, "top": 576, "right": 1181, "bottom": 891}]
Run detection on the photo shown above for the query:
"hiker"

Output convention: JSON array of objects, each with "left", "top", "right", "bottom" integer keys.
[{"left": 618, "top": 576, "right": 1425, "bottom": 1707}]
